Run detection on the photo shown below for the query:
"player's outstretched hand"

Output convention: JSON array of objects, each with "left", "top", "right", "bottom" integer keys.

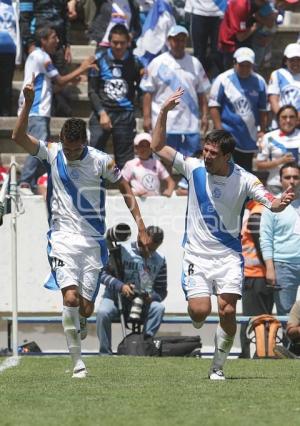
[
  {"left": 80, "top": 55, "right": 98, "bottom": 72},
  {"left": 272, "top": 185, "right": 295, "bottom": 212},
  {"left": 161, "top": 88, "right": 184, "bottom": 113},
  {"left": 23, "top": 73, "right": 35, "bottom": 106}
]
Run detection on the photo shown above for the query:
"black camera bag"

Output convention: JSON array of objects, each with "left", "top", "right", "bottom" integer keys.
[
  {"left": 153, "top": 336, "right": 202, "bottom": 357},
  {"left": 117, "top": 333, "right": 160, "bottom": 356}
]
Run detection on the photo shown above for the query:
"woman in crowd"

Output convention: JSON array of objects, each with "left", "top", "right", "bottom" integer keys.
[{"left": 256, "top": 104, "right": 300, "bottom": 194}]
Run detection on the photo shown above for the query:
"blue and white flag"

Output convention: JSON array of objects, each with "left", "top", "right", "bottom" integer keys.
[{"left": 134, "top": 0, "right": 176, "bottom": 67}]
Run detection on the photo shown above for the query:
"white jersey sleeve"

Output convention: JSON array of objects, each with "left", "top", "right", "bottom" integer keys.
[
  {"left": 246, "top": 173, "right": 275, "bottom": 208},
  {"left": 267, "top": 70, "right": 280, "bottom": 95},
  {"left": 96, "top": 154, "right": 121, "bottom": 183},
  {"left": 173, "top": 152, "right": 201, "bottom": 179},
  {"left": 35, "top": 140, "right": 50, "bottom": 161}
]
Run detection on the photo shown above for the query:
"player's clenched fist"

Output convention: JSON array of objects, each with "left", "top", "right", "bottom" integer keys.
[{"left": 23, "top": 73, "right": 35, "bottom": 106}]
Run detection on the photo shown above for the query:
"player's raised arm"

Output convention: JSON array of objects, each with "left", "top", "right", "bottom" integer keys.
[
  {"left": 151, "top": 88, "right": 184, "bottom": 164},
  {"left": 11, "top": 73, "right": 40, "bottom": 155}
]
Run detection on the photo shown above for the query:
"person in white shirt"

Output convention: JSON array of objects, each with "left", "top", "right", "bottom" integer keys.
[
  {"left": 18, "top": 26, "right": 95, "bottom": 194},
  {"left": 141, "top": 24, "right": 210, "bottom": 158},
  {"left": 151, "top": 88, "right": 295, "bottom": 380},
  {"left": 268, "top": 43, "right": 300, "bottom": 125},
  {"left": 256, "top": 104, "right": 300, "bottom": 194},
  {"left": 12, "top": 76, "right": 150, "bottom": 378}
]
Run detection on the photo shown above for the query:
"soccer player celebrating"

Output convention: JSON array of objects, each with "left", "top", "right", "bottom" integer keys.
[
  {"left": 151, "top": 88, "right": 295, "bottom": 380},
  {"left": 12, "top": 75, "right": 150, "bottom": 378}
]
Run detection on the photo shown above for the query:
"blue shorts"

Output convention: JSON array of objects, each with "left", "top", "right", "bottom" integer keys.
[{"left": 166, "top": 133, "right": 201, "bottom": 157}]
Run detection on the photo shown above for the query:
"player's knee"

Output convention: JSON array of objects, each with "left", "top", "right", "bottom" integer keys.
[
  {"left": 219, "top": 304, "right": 236, "bottom": 320},
  {"left": 189, "top": 303, "right": 210, "bottom": 320},
  {"left": 82, "top": 303, "right": 94, "bottom": 318},
  {"left": 63, "top": 290, "right": 79, "bottom": 307}
]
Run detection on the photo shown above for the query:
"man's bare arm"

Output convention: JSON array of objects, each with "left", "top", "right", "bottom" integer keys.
[
  {"left": 151, "top": 88, "right": 184, "bottom": 164},
  {"left": 118, "top": 177, "right": 150, "bottom": 250}
]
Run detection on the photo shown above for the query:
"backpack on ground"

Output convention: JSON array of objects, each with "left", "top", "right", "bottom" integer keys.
[
  {"left": 154, "top": 336, "right": 202, "bottom": 357},
  {"left": 246, "top": 314, "right": 282, "bottom": 358},
  {"left": 117, "top": 333, "right": 160, "bottom": 356}
]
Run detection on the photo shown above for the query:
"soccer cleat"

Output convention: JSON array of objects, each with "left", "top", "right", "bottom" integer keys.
[
  {"left": 209, "top": 368, "right": 225, "bottom": 380},
  {"left": 72, "top": 367, "right": 88, "bottom": 379},
  {"left": 80, "top": 316, "right": 88, "bottom": 340}
]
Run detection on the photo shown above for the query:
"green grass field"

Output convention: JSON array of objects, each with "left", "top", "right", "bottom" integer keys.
[{"left": 1, "top": 356, "right": 299, "bottom": 426}]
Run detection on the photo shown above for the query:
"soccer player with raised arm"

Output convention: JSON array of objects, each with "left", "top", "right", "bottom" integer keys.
[
  {"left": 12, "top": 75, "right": 150, "bottom": 378},
  {"left": 151, "top": 88, "right": 295, "bottom": 380}
]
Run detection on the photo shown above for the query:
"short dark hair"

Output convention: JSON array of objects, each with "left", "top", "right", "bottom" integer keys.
[
  {"left": 60, "top": 118, "right": 87, "bottom": 143},
  {"left": 203, "top": 129, "right": 236, "bottom": 155},
  {"left": 277, "top": 104, "right": 298, "bottom": 122},
  {"left": 146, "top": 226, "right": 164, "bottom": 245},
  {"left": 35, "top": 26, "right": 56, "bottom": 46},
  {"left": 108, "top": 24, "right": 130, "bottom": 41},
  {"left": 279, "top": 162, "right": 300, "bottom": 179}
]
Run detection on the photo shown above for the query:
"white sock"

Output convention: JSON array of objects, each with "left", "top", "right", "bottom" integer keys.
[
  {"left": 211, "top": 324, "right": 234, "bottom": 371},
  {"left": 62, "top": 306, "right": 85, "bottom": 371}
]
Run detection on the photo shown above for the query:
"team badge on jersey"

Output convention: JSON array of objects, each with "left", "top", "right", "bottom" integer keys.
[
  {"left": 212, "top": 187, "right": 222, "bottom": 199},
  {"left": 112, "top": 67, "right": 122, "bottom": 78},
  {"left": 104, "top": 79, "right": 128, "bottom": 100}
]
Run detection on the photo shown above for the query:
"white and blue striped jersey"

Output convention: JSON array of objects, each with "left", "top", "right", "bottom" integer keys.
[
  {"left": 257, "top": 128, "right": 300, "bottom": 188},
  {"left": 209, "top": 69, "right": 267, "bottom": 152},
  {"left": 173, "top": 153, "right": 274, "bottom": 256},
  {"left": 140, "top": 51, "right": 210, "bottom": 134},
  {"left": 18, "top": 48, "right": 59, "bottom": 117},
  {"left": 268, "top": 67, "right": 300, "bottom": 112},
  {"left": 35, "top": 141, "right": 121, "bottom": 238}
]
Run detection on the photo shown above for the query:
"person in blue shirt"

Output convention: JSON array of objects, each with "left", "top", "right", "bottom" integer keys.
[
  {"left": 260, "top": 161, "right": 300, "bottom": 317},
  {"left": 97, "top": 225, "right": 167, "bottom": 355},
  {"left": 209, "top": 46, "right": 268, "bottom": 172}
]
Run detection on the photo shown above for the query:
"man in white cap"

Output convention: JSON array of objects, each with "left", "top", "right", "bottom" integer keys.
[
  {"left": 140, "top": 24, "right": 210, "bottom": 158},
  {"left": 209, "top": 47, "right": 268, "bottom": 172},
  {"left": 121, "top": 132, "right": 175, "bottom": 197},
  {"left": 268, "top": 43, "right": 300, "bottom": 124}
]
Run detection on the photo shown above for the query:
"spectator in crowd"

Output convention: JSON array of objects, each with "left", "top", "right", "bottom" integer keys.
[
  {"left": 19, "top": 0, "right": 75, "bottom": 116},
  {"left": 88, "top": 24, "right": 143, "bottom": 169},
  {"left": 260, "top": 162, "right": 300, "bottom": 317},
  {"left": 18, "top": 26, "right": 95, "bottom": 195},
  {"left": 251, "top": 0, "right": 278, "bottom": 69},
  {"left": 209, "top": 47, "right": 267, "bottom": 172},
  {"left": 218, "top": 0, "right": 270, "bottom": 70},
  {"left": 151, "top": 88, "right": 295, "bottom": 380},
  {"left": 97, "top": 226, "right": 167, "bottom": 355},
  {"left": 141, "top": 25, "right": 210, "bottom": 158},
  {"left": 88, "top": 0, "right": 141, "bottom": 47},
  {"left": 184, "top": 0, "right": 227, "bottom": 78},
  {"left": 12, "top": 75, "right": 150, "bottom": 377},
  {"left": 256, "top": 105, "right": 300, "bottom": 194},
  {"left": 239, "top": 196, "right": 274, "bottom": 358},
  {"left": 0, "top": 0, "right": 19, "bottom": 116},
  {"left": 268, "top": 43, "right": 300, "bottom": 124},
  {"left": 121, "top": 133, "right": 175, "bottom": 197}
]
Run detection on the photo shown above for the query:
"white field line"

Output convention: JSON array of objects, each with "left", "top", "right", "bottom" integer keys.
[{"left": 0, "top": 356, "right": 20, "bottom": 373}]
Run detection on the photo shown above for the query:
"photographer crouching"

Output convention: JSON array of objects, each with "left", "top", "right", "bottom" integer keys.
[{"left": 96, "top": 225, "right": 168, "bottom": 355}]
